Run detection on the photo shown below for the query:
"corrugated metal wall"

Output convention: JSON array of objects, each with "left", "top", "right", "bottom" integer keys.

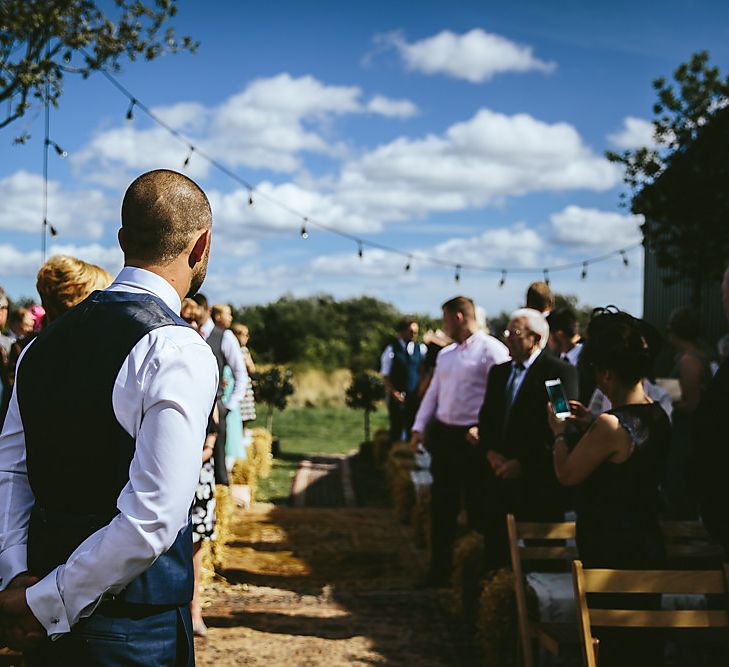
[{"left": 642, "top": 247, "right": 727, "bottom": 376}]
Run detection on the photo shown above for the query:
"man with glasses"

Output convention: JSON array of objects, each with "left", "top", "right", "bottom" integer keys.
[
  {"left": 477, "top": 308, "right": 577, "bottom": 569},
  {"left": 409, "top": 296, "right": 509, "bottom": 586}
]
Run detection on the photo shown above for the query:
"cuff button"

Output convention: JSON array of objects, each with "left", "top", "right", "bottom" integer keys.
[{"left": 51, "top": 617, "right": 59, "bottom": 625}]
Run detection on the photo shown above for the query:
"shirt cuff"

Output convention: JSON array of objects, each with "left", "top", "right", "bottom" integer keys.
[
  {"left": 0, "top": 543, "right": 27, "bottom": 591},
  {"left": 25, "top": 567, "right": 71, "bottom": 638}
]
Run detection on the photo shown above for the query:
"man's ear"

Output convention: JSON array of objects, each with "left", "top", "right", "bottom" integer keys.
[
  {"left": 117, "top": 228, "right": 126, "bottom": 253},
  {"left": 190, "top": 229, "right": 210, "bottom": 264}
]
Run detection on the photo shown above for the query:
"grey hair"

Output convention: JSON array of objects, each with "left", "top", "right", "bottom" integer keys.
[{"left": 509, "top": 307, "right": 549, "bottom": 349}]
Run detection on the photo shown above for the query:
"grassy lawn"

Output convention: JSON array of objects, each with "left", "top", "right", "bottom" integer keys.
[{"left": 250, "top": 404, "right": 389, "bottom": 504}]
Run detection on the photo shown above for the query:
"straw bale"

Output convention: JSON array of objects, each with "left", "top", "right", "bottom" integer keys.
[
  {"left": 451, "top": 531, "right": 485, "bottom": 620},
  {"left": 230, "top": 458, "right": 258, "bottom": 504},
  {"left": 249, "top": 428, "right": 273, "bottom": 479},
  {"left": 476, "top": 568, "right": 538, "bottom": 667},
  {"left": 199, "top": 539, "right": 216, "bottom": 584},
  {"left": 212, "top": 485, "right": 234, "bottom": 571},
  {"left": 391, "top": 469, "right": 416, "bottom": 524},
  {"left": 411, "top": 485, "right": 431, "bottom": 550},
  {"left": 372, "top": 429, "right": 392, "bottom": 466}
]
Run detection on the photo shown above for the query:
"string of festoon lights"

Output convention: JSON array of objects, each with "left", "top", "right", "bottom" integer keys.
[{"left": 42, "top": 60, "right": 641, "bottom": 284}]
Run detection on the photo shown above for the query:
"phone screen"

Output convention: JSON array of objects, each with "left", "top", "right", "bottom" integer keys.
[{"left": 545, "top": 380, "right": 570, "bottom": 417}]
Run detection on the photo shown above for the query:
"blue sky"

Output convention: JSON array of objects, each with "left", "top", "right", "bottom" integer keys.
[{"left": 2, "top": 0, "right": 729, "bottom": 317}]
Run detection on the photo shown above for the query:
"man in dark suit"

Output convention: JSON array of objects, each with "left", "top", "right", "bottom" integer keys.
[
  {"left": 476, "top": 308, "right": 577, "bottom": 569},
  {"left": 691, "top": 266, "right": 729, "bottom": 555}
]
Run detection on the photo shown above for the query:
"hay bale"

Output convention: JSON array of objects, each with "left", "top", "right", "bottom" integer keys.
[
  {"left": 230, "top": 458, "right": 258, "bottom": 504},
  {"left": 199, "top": 540, "right": 216, "bottom": 584},
  {"left": 476, "top": 568, "right": 539, "bottom": 667},
  {"left": 385, "top": 443, "right": 416, "bottom": 482},
  {"left": 212, "top": 485, "right": 234, "bottom": 571},
  {"left": 451, "top": 531, "right": 486, "bottom": 620},
  {"left": 372, "top": 429, "right": 392, "bottom": 466},
  {"left": 411, "top": 485, "right": 431, "bottom": 550},
  {"left": 249, "top": 428, "right": 273, "bottom": 479},
  {"left": 391, "top": 469, "right": 416, "bottom": 523}
]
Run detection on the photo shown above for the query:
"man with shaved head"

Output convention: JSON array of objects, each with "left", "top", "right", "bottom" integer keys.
[{"left": 0, "top": 170, "right": 217, "bottom": 665}]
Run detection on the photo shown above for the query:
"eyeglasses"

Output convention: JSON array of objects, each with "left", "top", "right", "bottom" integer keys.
[{"left": 503, "top": 328, "right": 531, "bottom": 339}]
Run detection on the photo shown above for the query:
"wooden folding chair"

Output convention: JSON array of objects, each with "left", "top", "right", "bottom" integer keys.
[
  {"left": 507, "top": 513, "right": 579, "bottom": 667},
  {"left": 572, "top": 559, "right": 729, "bottom": 667},
  {"left": 661, "top": 520, "right": 725, "bottom": 565}
]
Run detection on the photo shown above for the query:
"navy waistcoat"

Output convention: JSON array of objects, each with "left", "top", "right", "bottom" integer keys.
[
  {"left": 16, "top": 290, "right": 194, "bottom": 606},
  {"left": 389, "top": 341, "right": 422, "bottom": 394}
]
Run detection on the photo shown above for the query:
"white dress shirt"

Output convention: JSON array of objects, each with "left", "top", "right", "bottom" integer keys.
[
  {"left": 412, "top": 330, "right": 510, "bottom": 432},
  {"left": 0, "top": 267, "right": 218, "bottom": 637},
  {"left": 561, "top": 341, "right": 583, "bottom": 366},
  {"left": 380, "top": 339, "right": 428, "bottom": 377},
  {"left": 200, "top": 317, "right": 248, "bottom": 410}
]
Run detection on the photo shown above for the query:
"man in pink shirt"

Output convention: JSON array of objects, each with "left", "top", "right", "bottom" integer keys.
[{"left": 409, "top": 296, "right": 509, "bottom": 586}]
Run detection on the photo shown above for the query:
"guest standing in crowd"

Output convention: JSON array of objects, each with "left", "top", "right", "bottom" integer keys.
[
  {"left": 381, "top": 318, "right": 427, "bottom": 443},
  {"left": 35, "top": 256, "right": 113, "bottom": 324},
  {"left": 664, "top": 306, "right": 714, "bottom": 518},
  {"left": 410, "top": 296, "right": 509, "bottom": 586},
  {"left": 691, "top": 267, "right": 729, "bottom": 557},
  {"left": 192, "top": 295, "right": 247, "bottom": 486},
  {"left": 0, "top": 169, "right": 217, "bottom": 664},
  {"left": 549, "top": 308, "right": 670, "bottom": 667},
  {"left": 0, "top": 288, "right": 11, "bottom": 427},
  {"left": 231, "top": 323, "right": 257, "bottom": 439},
  {"left": 477, "top": 308, "right": 577, "bottom": 569},
  {"left": 525, "top": 281, "right": 555, "bottom": 316},
  {"left": 5, "top": 307, "right": 34, "bottom": 345}
]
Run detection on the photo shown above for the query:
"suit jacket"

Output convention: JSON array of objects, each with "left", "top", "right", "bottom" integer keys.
[
  {"left": 691, "top": 356, "right": 729, "bottom": 498},
  {"left": 478, "top": 349, "right": 578, "bottom": 517}
]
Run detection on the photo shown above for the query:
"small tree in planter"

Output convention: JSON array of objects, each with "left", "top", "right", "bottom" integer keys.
[
  {"left": 255, "top": 367, "right": 294, "bottom": 435},
  {"left": 346, "top": 371, "right": 385, "bottom": 444}
]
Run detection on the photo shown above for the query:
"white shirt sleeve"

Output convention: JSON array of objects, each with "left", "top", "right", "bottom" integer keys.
[
  {"left": 24, "top": 329, "right": 218, "bottom": 637},
  {"left": 0, "top": 381, "right": 34, "bottom": 591},
  {"left": 412, "top": 360, "right": 440, "bottom": 434},
  {"left": 220, "top": 329, "right": 248, "bottom": 411},
  {"left": 380, "top": 345, "right": 394, "bottom": 377}
]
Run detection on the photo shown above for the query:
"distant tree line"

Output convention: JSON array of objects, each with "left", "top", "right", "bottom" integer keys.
[
  {"left": 231, "top": 293, "right": 593, "bottom": 371},
  {"left": 231, "top": 294, "right": 439, "bottom": 371}
]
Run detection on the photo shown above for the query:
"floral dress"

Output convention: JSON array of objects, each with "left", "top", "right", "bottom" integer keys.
[{"left": 192, "top": 411, "right": 218, "bottom": 543}]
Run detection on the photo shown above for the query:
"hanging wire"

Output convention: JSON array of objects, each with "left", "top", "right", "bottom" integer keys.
[{"left": 87, "top": 61, "right": 644, "bottom": 281}]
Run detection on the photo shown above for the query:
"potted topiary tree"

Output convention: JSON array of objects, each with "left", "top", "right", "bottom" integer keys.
[
  {"left": 346, "top": 371, "right": 385, "bottom": 456},
  {"left": 255, "top": 367, "right": 294, "bottom": 456}
]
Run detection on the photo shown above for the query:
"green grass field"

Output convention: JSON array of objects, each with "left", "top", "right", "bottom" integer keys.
[{"left": 250, "top": 404, "right": 389, "bottom": 504}]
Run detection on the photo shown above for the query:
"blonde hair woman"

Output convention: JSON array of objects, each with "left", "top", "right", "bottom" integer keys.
[{"left": 36, "top": 255, "right": 113, "bottom": 323}]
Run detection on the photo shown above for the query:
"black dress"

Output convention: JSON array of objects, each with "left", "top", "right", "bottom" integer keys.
[{"left": 575, "top": 402, "right": 671, "bottom": 569}]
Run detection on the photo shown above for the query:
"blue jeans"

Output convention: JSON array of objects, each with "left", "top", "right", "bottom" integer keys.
[{"left": 25, "top": 603, "right": 194, "bottom": 666}]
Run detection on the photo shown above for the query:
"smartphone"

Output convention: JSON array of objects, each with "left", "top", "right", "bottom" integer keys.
[{"left": 545, "top": 379, "right": 571, "bottom": 419}]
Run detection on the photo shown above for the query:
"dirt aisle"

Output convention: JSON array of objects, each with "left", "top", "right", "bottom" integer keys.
[{"left": 194, "top": 505, "right": 480, "bottom": 666}]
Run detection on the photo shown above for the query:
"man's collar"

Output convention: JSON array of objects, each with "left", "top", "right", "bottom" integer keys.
[
  {"left": 515, "top": 347, "right": 542, "bottom": 370},
  {"left": 200, "top": 317, "right": 214, "bottom": 339},
  {"left": 109, "top": 266, "right": 182, "bottom": 314},
  {"left": 458, "top": 328, "right": 485, "bottom": 348}
]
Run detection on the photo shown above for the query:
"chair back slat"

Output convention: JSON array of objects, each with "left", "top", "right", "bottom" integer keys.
[
  {"left": 515, "top": 521, "right": 576, "bottom": 539},
  {"left": 589, "top": 609, "right": 729, "bottom": 628},
  {"left": 521, "top": 546, "right": 579, "bottom": 560},
  {"left": 581, "top": 568, "right": 727, "bottom": 595}
]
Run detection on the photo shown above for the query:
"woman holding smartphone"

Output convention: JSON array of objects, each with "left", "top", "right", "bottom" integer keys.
[
  {"left": 549, "top": 308, "right": 671, "bottom": 666},
  {"left": 547, "top": 308, "right": 671, "bottom": 570}
]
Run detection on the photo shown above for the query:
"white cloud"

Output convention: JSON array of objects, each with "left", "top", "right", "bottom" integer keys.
[
  {"left": 607, "top": 116, "right": 657, "bottom": 150},
  {"left": 381, "top": 28, "right": 556, "bottom": 83},
  {"left": 336, "top": 109, "right": 621, "bottom": 222},
  {"left": 549, "top": 205, "right": 643, "bottom": 247},
  {"left": 74, "top": 73, "right": 419, "bottom": 178},
  {"left": 0, "top": 171, "right": 113, "bottom": 239},
  {"left": 366, "top": 95, "right": 418, "bottom": 118},
  {"left": 0, "top": 242, "right": 122, "bottom": 279}
]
